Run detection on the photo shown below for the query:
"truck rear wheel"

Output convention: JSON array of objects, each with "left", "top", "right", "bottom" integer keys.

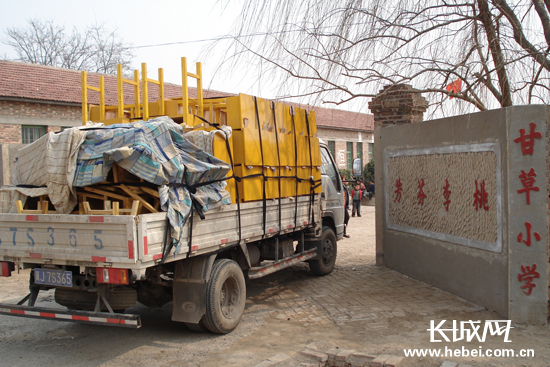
[
  {"left": 184, "top": 322, "right": 206, "bottom": 332},
  {"left": 309, "top": 226, "right": 337, "bottom": 276},
  {"left": 201, "top": 259, "right": 246, "bottom": 334}
]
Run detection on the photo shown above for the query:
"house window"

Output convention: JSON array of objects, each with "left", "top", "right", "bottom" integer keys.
[
  {"left": 328, "top": 141, "right": 335, "bottom": 158},
  {"left": 356, "top": 142, "right": 363, "bottom": 167},
  {"left": 22, "top": 126, "right": 46, "bottom": 144},
  {"left": 346, "top": 142, "right": 353, "bottom": 170}
]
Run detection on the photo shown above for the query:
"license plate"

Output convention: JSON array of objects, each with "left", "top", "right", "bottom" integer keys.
[{"left": 34, "top": 268, "right": 73, "bottom": 287}]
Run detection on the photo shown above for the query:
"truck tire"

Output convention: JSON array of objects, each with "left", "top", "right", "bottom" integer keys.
[
  {"left": 184, "top": 322, "right": 206, "bottom": 332},
  {"left": 55, "top": 287, "right": 137, "bottom": 311},
  {"left": 308, "top": 226, "right": 337, "bottom": 276},
  {"left": 201, "top": 259, "right": 246, "bottom": 334}
]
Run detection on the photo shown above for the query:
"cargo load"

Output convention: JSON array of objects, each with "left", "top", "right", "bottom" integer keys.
[{"left": 0, "top": 58, "right": 344, "bottom": 334}]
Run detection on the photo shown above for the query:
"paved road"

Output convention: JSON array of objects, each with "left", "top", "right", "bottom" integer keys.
[{"left": 1, "top": 206, "right": 549, "bottom": 366}]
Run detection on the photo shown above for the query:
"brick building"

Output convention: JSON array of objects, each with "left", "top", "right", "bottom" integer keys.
[{"left": 0, "top": 60, "right": 373, "bottom": 176}]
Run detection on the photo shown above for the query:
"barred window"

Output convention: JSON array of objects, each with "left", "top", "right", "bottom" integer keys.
[
  {"left": 328, "top": 140, "right": 335, "bottom": 158},
  {"left": 22, "top": 126, "right": 46, "bottom": 144},
  {"left": 346, "top": 142, "right": 353, "bottom": 170},
  {"left": 356, "top": 142, "right": 363, "bottom": 167}
]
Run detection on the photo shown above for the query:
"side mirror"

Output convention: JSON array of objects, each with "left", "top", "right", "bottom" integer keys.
[{"left": 352, "top": 158, "right": 362, "bottom": 178}]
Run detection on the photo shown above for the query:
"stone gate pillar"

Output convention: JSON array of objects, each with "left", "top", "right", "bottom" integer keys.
[
  {"left": 368, "top": 84, "right": 429, "bottom": 126},
  {"left": 368, "top": 84, "right": 428, "bottom": 265}
]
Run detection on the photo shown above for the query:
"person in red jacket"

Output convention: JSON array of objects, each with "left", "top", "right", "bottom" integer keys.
[{"left": 351, "top": 183, "right": 362, "bottom": 217}]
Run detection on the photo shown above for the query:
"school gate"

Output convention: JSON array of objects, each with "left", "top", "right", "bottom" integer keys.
[{"left": 370, "top": 84, "right": 549, "bottom": 325}]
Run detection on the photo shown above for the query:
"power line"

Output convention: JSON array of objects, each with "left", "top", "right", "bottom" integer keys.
[
  {"left": 130, "top": 24, "right": 349, "bottom": 49},
  {"left": 131, "top": 35, "right": 234, "bottom": 49}
]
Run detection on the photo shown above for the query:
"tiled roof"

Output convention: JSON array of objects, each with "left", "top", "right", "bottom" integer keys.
[
  {"left": 290, "top": 102, "right": 374, "bottom": 132},
  {"left": 0, "top": 60, "right": 373, "bottom": 131}
]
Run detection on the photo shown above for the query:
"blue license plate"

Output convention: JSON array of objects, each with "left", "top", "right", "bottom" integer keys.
[{"left": 34, "top": 268, "right": 73, "bottom": 287}]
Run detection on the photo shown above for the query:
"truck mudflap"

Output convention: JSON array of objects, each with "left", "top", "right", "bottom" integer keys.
[
  {"left": 247, "top": 248, "right": 317, "bottom": 279},
  {"left": 0, "top": 303, "right": 141, "bottom": 328}
]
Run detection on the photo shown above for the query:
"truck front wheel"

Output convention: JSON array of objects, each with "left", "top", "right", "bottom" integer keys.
[
  {"left": 308, "top": 226, "right": 337, "bottom": 276},
  {"left": 201, "top": 259, "right": 246, "bottom": 334}
]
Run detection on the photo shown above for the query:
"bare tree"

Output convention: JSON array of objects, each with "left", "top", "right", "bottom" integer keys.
[
  {"left": 217, "top": 0, "right": 550, "bottom": 116},
  {"left": 3, "top": 19, "right": 134, "bottom": 74}
]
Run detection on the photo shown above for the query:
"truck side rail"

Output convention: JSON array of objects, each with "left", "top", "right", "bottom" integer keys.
[{"left": 141, "top": 194, "right": 321, "bottom": 264}]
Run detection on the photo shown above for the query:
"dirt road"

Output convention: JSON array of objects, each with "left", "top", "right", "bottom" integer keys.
[{"left": 1, "top": 206, "right": 549, "bottom": 366}]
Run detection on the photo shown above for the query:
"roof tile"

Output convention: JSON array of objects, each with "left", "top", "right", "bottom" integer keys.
[{"left": 0, "top": 60, "right": 373, "bottom": 131}]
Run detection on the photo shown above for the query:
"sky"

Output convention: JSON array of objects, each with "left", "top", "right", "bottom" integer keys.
[{"left": 0, "top": 0, "right": 276, "bottom": 98}]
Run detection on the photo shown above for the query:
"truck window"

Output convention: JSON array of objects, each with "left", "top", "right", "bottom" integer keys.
[{"left": 320, "top": 146, "right": 341, "bottom": 192}]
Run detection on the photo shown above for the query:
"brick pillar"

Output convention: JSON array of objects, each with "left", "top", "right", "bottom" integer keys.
[
  {"left": 368, "top": 84, "right": 428, "bottom": 126},
  {"left": 369, "top": 84, "right": 428, "bottom": 266}
]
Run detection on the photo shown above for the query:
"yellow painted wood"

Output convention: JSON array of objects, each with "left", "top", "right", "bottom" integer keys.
[
  {"left": 181, "top": 57, "right": 189, "bottom": 125},
  {"left": 257, "top": 97, "right": 278, "bottom": 166},
  {"left": 280, "top": 166, "right": 296, "bottom": 197},
  {"left": 40, "top": 201, "right": 49, "bottom": 214},
  {"left": 141, "top": 63, "right": 149, "bottom": 120},
  {"left": 227, "top": 94, "right": 263, "bottom": 166},
  {"left": 81, "top": 71, "right": 87, "bottom": 123}
]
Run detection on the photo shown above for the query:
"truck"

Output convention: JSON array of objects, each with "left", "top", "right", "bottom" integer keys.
[{"left": 0, "top": 58, "right": 344, "bottom": 333}]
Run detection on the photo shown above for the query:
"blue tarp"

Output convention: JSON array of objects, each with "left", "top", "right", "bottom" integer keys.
[{"left": 74, "top": 116, "right": 232, "bottom": 255}]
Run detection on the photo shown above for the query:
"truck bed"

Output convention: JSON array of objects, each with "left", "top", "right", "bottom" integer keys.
[{"left": 0, "top": 195, "right": 321, "bottom": 275}]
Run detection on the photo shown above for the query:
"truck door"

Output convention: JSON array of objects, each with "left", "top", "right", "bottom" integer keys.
[{"left": 320, "top": 145, "right": 345, "bottom": 239}]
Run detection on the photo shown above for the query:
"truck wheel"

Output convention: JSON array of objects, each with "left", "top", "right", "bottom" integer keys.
[
  {"left": 309, "top": 226, "right": 337, "bottom": 276},
  {"left": 184, "top": 322, "right": 206, "bottom": 332},
  {"left": 201, "top": 259, "right": 246, "bottom": 334}
]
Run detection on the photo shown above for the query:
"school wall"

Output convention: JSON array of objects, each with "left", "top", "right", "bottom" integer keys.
[{"left": 374, "top": 104, "right": 549, "bottom": 324}]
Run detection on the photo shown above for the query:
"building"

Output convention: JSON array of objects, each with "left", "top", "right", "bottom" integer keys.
[{"left": 0, "top": 60, "right": 373, "bottom": 182}]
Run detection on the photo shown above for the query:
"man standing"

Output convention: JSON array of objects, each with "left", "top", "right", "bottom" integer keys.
[
  {"left": 341, "top": 174, "right": 351, "bottom": 238},
  {"left": 351, "top": 183, "right": 362, "bottom": 217}
]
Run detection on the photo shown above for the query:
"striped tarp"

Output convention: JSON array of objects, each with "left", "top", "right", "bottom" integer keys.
[{"left": 74, "top": 117, "right": 232, "bottom": 255}]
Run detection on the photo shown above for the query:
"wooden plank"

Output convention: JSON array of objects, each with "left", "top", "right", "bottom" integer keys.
[
  {"left": 126, "top": 187, "right": 145, "bottom": 194},
  {"left": 119, "top": 201, "right": 140, "bottom": 216},
  {"left": 113, "top": 201, "right": 120, "bottom": 215},
  {"left": 112, "top": 164, "right": 119, "bottom": 183},
  {"left": 141, "top": 186, "right": 160, "bottom": 198},
  {"left": 83, "top": 201, "right": 92, "bottom": 215},
  {"left": 40, "top": 201, "right": 49, "bottom": 214},
  {"left": 16, "top": 200, "right": 23, "bottom": 214},
  {"left": 84, "top": 187, "right": 129, "bottom": 201},
  {"left": 83, "top": 201, "right": 120, "bottom": 215},
  {"left": 77, "top": 192, "right": 104, "bottom": 201},
  {"left": 97, "top": 186, "right": 117, "bottom": 192},
  {"left": 15, "top": 200, "right": 43, "bottom": 214},
  {"left": 130, "top": 200, "right": 139, "bottom": 216},
  {"left": 118, "top": 185, "right": 158, "bottom": 213}
]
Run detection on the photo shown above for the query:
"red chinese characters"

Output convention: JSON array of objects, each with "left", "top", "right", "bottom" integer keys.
[
  {"left": 473, "top": 179, "right": 489, "bottom": 211},
  {"left": 513, "top": 124, "right": 543, "bottom": 299},
  {"left": 517, "top": 168, "right": 539, "bottom": 205},
  {"left": 417, "top": 179, "right": 427, "bottom": 206},
  {"left": 518, "top": 264, "right": 540, "bottom": 296},
  {"left": 394, "top": 178, "right": 403, "bottom": 203},
  {"left": 517, "top": 222, "right": 541, "bottom": 247},
  {"left": 442, "top": 179, "right": 451, "bottom": 211},
  {"left": 514, "top": 122, "right": 541, "bottom": 156}
]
